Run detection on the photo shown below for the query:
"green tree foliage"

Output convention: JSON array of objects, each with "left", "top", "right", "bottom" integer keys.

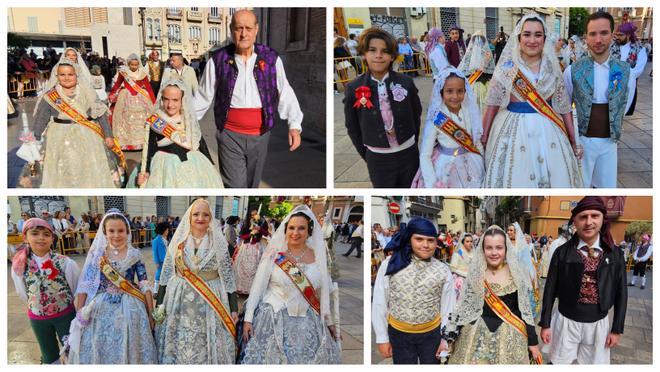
[
  {"left": 625, "top": 221, "right": 652, "bottom": 241},
  {"left": 269, "top": 202, "right": 294, "bottom": 221},
  {"left": 569, "top": 8, "right": 590, "bottom": 37}
]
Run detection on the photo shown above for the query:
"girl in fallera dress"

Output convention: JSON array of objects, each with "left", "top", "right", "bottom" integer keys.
[
  {"left": 241, "top": 205, "right": 341, "bottom": 364},
  {"left": 481, "top": 13, "right": 582, "bottom": 188},
  {"left": 413, "top": 67, "right": 485, "bottom": 188},
  {"left": 70, "top": 211, "right": 157, "bottom": 364},
  {"left": 445, "top": 226, "right": 541, "bottom": 364},
  {"left": 11, "top": 219, "right": 80, "bottom": 364},
  {"left": 155, "top": 199, "right": 238, "bottom": 364},
  {"left": 457, "top": 31, "right": 496, "bottom": 115},
  {"left": 31, "top": 61, "right": 124, "bottom": 188},
  {"left": 233, "top": 208, "right": 270, "bottom": 295},
  {"left": 344, "top": 27, "right": 422, "bottom": 188},
  {"left": 133, "top": 79, "right": 223, "bottom": 188},
  {"left": 108, "top": 54, "right": 156, "bottom": 150}
]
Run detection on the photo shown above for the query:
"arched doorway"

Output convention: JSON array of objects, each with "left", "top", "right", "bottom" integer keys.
[{"left": 347, "top": 205, "right": 363, "bottom": 223}]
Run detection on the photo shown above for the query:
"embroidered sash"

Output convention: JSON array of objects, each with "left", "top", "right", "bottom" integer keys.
[
  {"left": 484, "top": 280, "right": 543, "bottom": 364},
  {"left": 511, "top": 69, "right": 568, "bottom": 136},
  {"left": 99, "top": 255, "right": 146, "bottom": 304},
  {"left": 467, "top": 69, "right": 483, "bottom": 85},
  {"left": 145, "top": 113, "right": 191, "bottom": 150},
  {"left": 433, "top": 111, "right": 481, "bottom": 155},
  {"left": 119, "top": 71, "right": 153, "bottom": 102},
  {"left": 274, "top": 252, "right": 321, "bottom": 315},
  {"left": 174, "top": 243, "right": 236, "bottom": 338},
  {"left": 44, "top": 88, "right": 126, "bottom": 168}
]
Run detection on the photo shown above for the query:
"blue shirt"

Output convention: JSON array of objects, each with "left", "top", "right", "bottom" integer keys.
[
  {"left": 152, "top": 235, "right": 168, "bottom": 281},
  {"left": 398, "top": 43, "right": 413, "bottom": 56}
]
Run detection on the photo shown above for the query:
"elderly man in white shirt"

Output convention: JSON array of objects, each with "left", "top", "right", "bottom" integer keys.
[
  {"left": 563, "top": 11, "right": 635, "bottom": 188},
  {"left": 195, "top": 9, "right": 303, "bottom": 188}
]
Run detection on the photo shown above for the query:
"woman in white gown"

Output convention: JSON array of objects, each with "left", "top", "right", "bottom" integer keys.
[
  {"left": 241, "top": 205, "right": 341, "bottom": 364},
  {"left": 155, "top": 198, "right": 237, "bottom": 364},
  {"left": 413, "top": 67, "right": 484, "bottom": 188},
  {"left": 481, "top": 13, "right": 582, "bottom": 188},
  {"left": 44, "top": 48, "right": 93, "bottom": 93},
  {"left": 458, "top": 31, "right": 495, "bottom": 116}
]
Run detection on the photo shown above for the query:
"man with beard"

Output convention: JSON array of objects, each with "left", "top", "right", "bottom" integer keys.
[
  {"left": 563, "top": 11, "right": 635, "bottom": 188},
  {"left": 612, "top": 20, "right": 648, "bottom": 116}
]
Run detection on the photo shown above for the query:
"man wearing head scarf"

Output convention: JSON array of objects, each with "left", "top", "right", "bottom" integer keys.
[
  {"left": 372, "top": 217, "right": 455, "bottom": 364},
  {"left": 195, "top": 9, "right": 303, "bottom": 188},
  {"left": 563, "top": 11, "right": 636, "bottom": 188},
  {"left": 540, "top": 196, "right": 627, "bottom": 364},
  {"left": 445, "top": 26, "right": 465, "bottom": 67},
  {"left": 612, "top": 19, "right": 648, "bottom": 116},
  {"left": 629, "top": 233, "right": 652, "bottom": 289}
]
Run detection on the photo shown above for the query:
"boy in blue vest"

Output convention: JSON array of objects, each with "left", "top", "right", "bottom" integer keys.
[{"left": 562, "top": 11, "right": 635, "bottom": 188}]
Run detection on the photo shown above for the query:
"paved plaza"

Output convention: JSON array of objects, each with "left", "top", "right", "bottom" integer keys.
[
  {"left": 7, "top": 241, "right": 364, "bottom": 364},
  {"left": 335, "top": 65, "right": 653, "bottom": 188}
]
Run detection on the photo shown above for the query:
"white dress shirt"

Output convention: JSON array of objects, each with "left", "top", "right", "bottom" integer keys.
[
  {"left": 563, "top": 56, "right": 635, "bottom": 113},
  {"left": 195, "top": 47, "right": 303, "bottom": 132}
]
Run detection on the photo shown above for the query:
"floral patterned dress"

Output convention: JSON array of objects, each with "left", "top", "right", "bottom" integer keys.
[{"left": 72, "top": 250, "right": 156, "bottom": 364}]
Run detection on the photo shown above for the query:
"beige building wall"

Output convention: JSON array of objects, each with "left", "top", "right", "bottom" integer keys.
[
  {"left": 409, "top": 13, "right": 429, "bottom": 39},
  {"left": 9, "top": 8, "right": 65, "bottom": 34},
  {"left": 458, "top": 8, "right": 486, "bottom": 35},
  {"left": 343, "top": 8, "right": 372, "bottom": 35},
  {"left": 438, "top": 197, "right": 467, "bottom": 233},
  {"left": 91, "top": 24, "right": 141, "bottom": 58}
]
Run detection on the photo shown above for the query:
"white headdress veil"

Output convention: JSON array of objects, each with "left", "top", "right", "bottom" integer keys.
[
  {"left": 458, "top": 31, "right": 495, "bottom": 75},
  {"left": 244, "top": 205, "right": 331, "bottom": 322},
  {"left": 450, "top": 225, "right": 535, "bottom": 327},
  {"left": 44, "top": 47, "right": 92, "bottom": 92},
  {"left": 163, "top": 198, "right": 235, "bottom": 292},
  {"left": 425, "top": 67, "right": 483, "bottom": 143},
  {"left": 154, "top": 79, "right": 202, "bottom": 150},
  {"left": 488, "top": 13, "right": 564, "bottom": 108},
  {"left": 75, "top": 209, "right": 139, "bottom": 306},
  {"left": 120, "top": 53, "right": 148, "bottom": 80}
]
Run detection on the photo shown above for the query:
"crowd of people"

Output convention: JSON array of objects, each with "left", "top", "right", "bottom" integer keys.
[
  {"left": 12, "top": 9, "right": 304, "bottom": 189},
  {"left": 11, "top": 199, "right": 345, "bottom": 364},
  {"left": 371, "top": 196, "right": 652, "bottom": 364},
  {"left": 342, "top": 10, "right": 652, "bottom": 188}
]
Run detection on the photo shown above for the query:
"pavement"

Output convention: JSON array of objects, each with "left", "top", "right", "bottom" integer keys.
[
  {"left": 334, "top": 64, "right": 653, "bottom": 188},
  {"left": 6, "top": 241, "right": 363, "bottom": 364},
  {"left": 7, "top": 98, "right": 326, "bottom": 188},
  {"left": 371, "top": 270, "right": 653, "bottom": 364}
]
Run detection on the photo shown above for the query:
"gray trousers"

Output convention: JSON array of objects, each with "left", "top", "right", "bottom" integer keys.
[{"left": 217, "top": 129, "right": 270, "bottom": 188}]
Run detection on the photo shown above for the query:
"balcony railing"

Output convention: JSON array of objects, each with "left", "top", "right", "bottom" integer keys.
[
  {"left": 167, "top": 9, "right": 183, "bottom": 19},
  {"left": 187, "top": 10, "right": 203, "bottom": 21},
  {"left": 208, "top": 13, "right": 222, "bottom": 23}
]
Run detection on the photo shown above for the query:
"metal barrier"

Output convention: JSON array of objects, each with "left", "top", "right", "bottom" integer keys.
[
  {"left": 7, "top": 71, "right": 50, "bottom": 95},
  {"left": 8, "top": 228, "right": 155, "bottom": 256},
  {"left": 333, "top": 53, "right": 432, "bottom": 84}
]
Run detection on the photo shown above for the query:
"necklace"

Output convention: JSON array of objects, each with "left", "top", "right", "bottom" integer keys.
[
  {"left": 191, "top": 234, "right": 204, "bottom": 265},
  {"left": 289, "top": 247, "right": 307, "bottom": 262},
  {"left": 108, "top": 244, "right": 122, "bottom": 257}
]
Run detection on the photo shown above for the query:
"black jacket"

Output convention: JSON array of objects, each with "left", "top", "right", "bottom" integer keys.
[
  {"left": 539, "top": 234, "right": 627, "bottom": 334},
  {"left": 344, "top": 71, "right": 422, "bottom": 159}
]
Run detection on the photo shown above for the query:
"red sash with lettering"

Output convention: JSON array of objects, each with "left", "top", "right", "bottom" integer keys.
[
  {"left": 467, "top": 69, "right": 483, "bottom": 85},
  {"left": 44, "top": 88, "right": 126, "bottom": 168},
  {"left": 274, "top": 252, "right": 321, "bottom": 315},
  {"left": 145, "top": 113, "right": 191, "bottom": 150},
  {"left": 512, "top": 69, "right": 568, "bottom": 136},
  {"left": 99, "top": 256, "right": 146, "bottom": 304},
  {"left": 119, "top": 71, "right": 154, "bottom": 103},
  {"left": 433, "top": 111, "right": 481, "bottom": 155},
  {"left": 484, "top": 280, "right": 543, "bottom": 364},
  {"left": 174, "top": 243, "right": 236, "bottom": 338}
]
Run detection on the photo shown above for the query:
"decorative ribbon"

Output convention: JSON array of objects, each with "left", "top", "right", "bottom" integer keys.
[
  {"left": 175, "top": 243, "right": 236, "bottom": 338},
  {"left": 274, "top": 252, "right": 321, "bottom": 315},
  {"left": 99, "top": 255, "right": 146, "bottom": 304},
  {"left": 511, "top": 69, "right": 568, "bottom": 136},
  {"left": 44, "top": 88, "right": 126, "bottom": 168},
  {"left": 119, "top": 71, "right": 153, "bottom": 102},
  {"left": 467, "top": 69, "right": 483, "bottom": 85},
  {"left": 145, "top": 113, "right": 191, "bottom": 150},
  {"left": 433, "top": 111, "right": 481, "bottom": 155},
  {"left": 353, "top": 86, "right": 374, "bottom": 109}
]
